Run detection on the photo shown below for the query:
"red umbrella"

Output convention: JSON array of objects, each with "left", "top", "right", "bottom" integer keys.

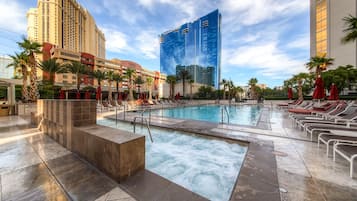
[
  {"left": 59, "top": 90, "right": 65, "bottom": 99},
  {"left": 312, "top": 77, "right": 325, "bottom": 100},
  {"left": 96, "top": 86, "right": 102, "bottom": 101},
  {"left": 76, "top": 91, "right": 81, "bottom": 99},
  {"left": 287, "top": 87, "right": 293, "bottom": 100},
  {"left": 84, "top": 91, "right": 90, "bottom": 99},
  {"left": 118, "top": 92, "right": 122, "bottom": 101},
  {"left": 328, "top": 83, "right": 339, "bottom": 100}
]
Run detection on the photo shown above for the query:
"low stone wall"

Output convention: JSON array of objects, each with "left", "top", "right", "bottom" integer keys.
[
  {"left": 37, "top": 99, "right": 96, "bottom": 149},
  {"left": 72, "top": 125, "right": 145, "bottom": 182},
  {"left": 35, "top": 99, "right": 145, "bottom": 182}
]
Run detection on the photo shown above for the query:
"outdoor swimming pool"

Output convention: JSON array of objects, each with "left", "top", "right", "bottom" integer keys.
[
  {"left": 97, "top": 118, "right": 247, "bottom": 201},
  {"left": 148, "top": 104, "right": 262, "bottom": 126}
]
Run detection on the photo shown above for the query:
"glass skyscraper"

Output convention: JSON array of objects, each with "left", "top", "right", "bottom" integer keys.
[{"left": 160, "top": 9, "right": 221, "bottom": 88}]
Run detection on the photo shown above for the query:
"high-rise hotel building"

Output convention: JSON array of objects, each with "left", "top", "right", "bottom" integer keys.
[
  {"left": 26, "top": 0, "right": 165, "bottom": 95},
  {"left": 27, "top": 0, "right": 105, "bottom": 58},
  {"left": 310, "top": 0, "right": 357, "bottom": 68},
  {"left": 160, "top": 10, "right": 221, "bottom": 89}
]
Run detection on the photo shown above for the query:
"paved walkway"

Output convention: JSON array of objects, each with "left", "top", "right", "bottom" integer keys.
[{"left": 0, "top": 116, "right": 135, "bottom": 201}]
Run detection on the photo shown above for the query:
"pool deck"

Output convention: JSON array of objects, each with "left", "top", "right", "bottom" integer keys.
[
  {"left": 0, "top": 102, "right": 356, "bottom": 201},
  {"left": 105, "top": 103, "right": 357, "bottom": 201}
]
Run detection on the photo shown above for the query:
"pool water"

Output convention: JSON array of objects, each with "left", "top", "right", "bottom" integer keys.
[
  {"left": 149, "top": 105, "right": 262, "bottom": 126},
  {"left": 97, "top": 119, "right": 247, "bottom": 201}
]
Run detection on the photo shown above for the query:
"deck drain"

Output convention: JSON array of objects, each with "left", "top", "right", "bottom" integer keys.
[
  {"left": 272, "top": 151, "right": 288, "bottom": 157},
  {"left": 279, "top": 187, "right": 288, "bottom": 193}
]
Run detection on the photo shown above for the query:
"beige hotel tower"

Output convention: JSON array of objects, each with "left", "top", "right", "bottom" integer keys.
[
  {"left": 310, "top": 0, "right": 357, "bottom": 69},
  {"left": 27, "top": 0, "right": 105, "bottom": 58},
  {"left": 26, "top": 0, "right": 165, "bottom": 94}
]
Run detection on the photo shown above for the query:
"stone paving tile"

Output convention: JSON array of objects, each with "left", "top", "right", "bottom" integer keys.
[
  {"left": 120, "top": 170, "right": 207, "bottom": 201},
  {"left": 46, "top": 154, "right": 117, "bottom": 201},
  {"left": 1, "top": 163, "right": 68, "bottom": 201},
  {"left": 94, "top": 187, "right": 135, "bottom": 201},
  {"left": 0, "top": 139, "right": 42, "bottom": 175}
]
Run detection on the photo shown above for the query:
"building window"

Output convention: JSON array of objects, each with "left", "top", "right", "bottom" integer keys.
[
  {"left": 315, "top": 0, "right": 327, "bottom": 56},
  {"left": 202, "top": 20, "right": 208, "bottom": 27}
]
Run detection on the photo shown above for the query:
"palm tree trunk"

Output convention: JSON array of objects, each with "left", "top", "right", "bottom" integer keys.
[
  {"left": 77, "top": 76, "right": 80, "bottom": 91},
  {"left": 22, "top": 74, "right": 29, "bottom": 102},
  {"left": 128, "top": 79, "right": 134, "bottom": 101},
  {"left": 182, "top": 79, "right": 185, "bottom": 96},
  {"left": 223, "top": 87, "right": 226, "bottom": 100},
  {"left": 108, "top": 81, "right": 112, "bottom": 102},
  {"left": 149, "top": 88, "right": 152, "bottom": 101},
  {"left": 29, "top": 53, "right": 38, "bottom": 102}
]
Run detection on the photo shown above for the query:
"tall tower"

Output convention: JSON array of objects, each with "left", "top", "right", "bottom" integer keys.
[
  {"left": 26, "top": 0, "right": 106, "bottom": 58},
  {"left": 160, "top": 10, "right": 221, "bottom": 89},
  {"left": 310, "top": 0, "right": 357, "bottom": 68}
]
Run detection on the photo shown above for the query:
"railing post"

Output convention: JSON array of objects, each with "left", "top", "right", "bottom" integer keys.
[
  {"left": 115, "top": 106, "right": 118, "bottom": 124},
  {"left": 221, "top": 107, "right": 224, "bottom": 124},
  {"left": 123, "top": 104, "right": 126, "bottom": 120},
  {"left": 149, "top": 109, "right": 151, "bottom": 125}
]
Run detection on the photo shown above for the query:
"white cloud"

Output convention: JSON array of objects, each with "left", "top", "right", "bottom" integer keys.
[
  {"left": 286, "top": 34, "right": 310, "bottom": 50},
  {"left": 101, "top": 27, "right": 130, "bottom": 53},
  {"left": 135, "top": 31, "right": 159, "bottom": 59},
  {"left": 0, "top": 0, "right": 27, "bottom": 33},
  {"left": 224, "top": 42, "right": 307, "bottom": 78},
  {"left": 220, "top": 0, "right": 309, "bottom": 26}
]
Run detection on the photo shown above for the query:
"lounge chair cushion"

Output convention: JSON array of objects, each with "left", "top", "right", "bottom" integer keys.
[
  {"left": 320, "top": 134, "right": 357, "bottom": 142},
  {"left": 337, "top": 145, "right": 357, "bottom": 158}
]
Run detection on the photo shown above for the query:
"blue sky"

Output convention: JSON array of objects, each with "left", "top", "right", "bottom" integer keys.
[{"left": 0, "top": 0, "right": 310, "bottom": 87}]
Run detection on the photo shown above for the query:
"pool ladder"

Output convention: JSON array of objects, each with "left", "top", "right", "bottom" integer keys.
[
  {"left": 132, "top": 109, "right": 153, "bottom": 142},
  {"left": 221, "top": 106, "right": 230, "bottom": 124}
]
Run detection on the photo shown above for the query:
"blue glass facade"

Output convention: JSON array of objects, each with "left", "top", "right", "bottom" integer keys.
[{"left": 160, "top": 10, "right": 221, "bottom": 88}]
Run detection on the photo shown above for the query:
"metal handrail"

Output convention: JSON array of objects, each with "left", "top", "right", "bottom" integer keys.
[
  {"left": 221, "top": 105, "right": 230, "bottom": 124},
  {"left": 133, "top": 116, "right": 153, "bottom": 142}
]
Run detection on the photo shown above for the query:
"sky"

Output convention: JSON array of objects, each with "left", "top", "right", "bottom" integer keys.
[{"left": 0, "top": 0, "right": 310, "bottom": 87}]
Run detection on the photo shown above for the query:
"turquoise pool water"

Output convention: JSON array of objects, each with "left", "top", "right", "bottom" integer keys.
[
  {"left": 149, "top": 105, "right": 262, "bottom": 126},
  {"left": 97, "top": 119, "right": 247, "bottom": 201}
]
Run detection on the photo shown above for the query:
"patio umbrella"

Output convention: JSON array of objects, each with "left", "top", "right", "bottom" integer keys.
[
  {"left": 76, "top": 91, "right": 81, "bottom": 99},
  {"left": 328, "top": 83, "right": 339, "bottom": 100},
  {"left": 118, "top": 92, "right": 122, "bottom": 101},
  {"left": 287, "top": 87, "right": 293, "bottom": 100},
  {"left": 59, "top": 90, "right": 65, "bottom": 99},
  {"left": 312, "top": 76, "right": 325, "bottom": 100},
  {"left": 96, "top": 86, "right": 102, "bottom": 101},
  {"left": 84, "top": 91, "right": 90, "bottom": 99}
]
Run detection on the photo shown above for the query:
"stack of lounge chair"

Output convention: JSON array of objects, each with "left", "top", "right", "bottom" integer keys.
[{"left": 288, "top": 100, "right": 357, "bottom": 178}]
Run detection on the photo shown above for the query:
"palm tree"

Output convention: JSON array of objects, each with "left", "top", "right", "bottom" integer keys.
[
  {"left": 17, "top": 37, "right": 42, "bottom": 102},
  {"left": 234, "top": 86, "right": 244, "bottom": 101},
  {"left": 248, "top": 78, "right": 258, "bottom": 100},
  {"left": 63, "top": 61, "right": 89, "bottom": 91},
  {"left": 113, "top": 73, "right": 123, "bottom": 99},
  {"left": 7, "top": 52, "right": 29, "bottom": 101},
  {"left": 342, "top": 14, "right": 357, "bottom": 43},
  {"left": 176, "top": 69, "right": 191, "bottom": 97},
  {"left": 146, "top": 77, "right": 153, "bottom": 101},
  {"left": 220, "top": 79, "right": 228, "bottom": 100},
  {"left": 189, "top": 79, "right": 194, "bottom": 100},
  {"left": 125, "top": 68, "right": 136, "bottom": 101},
  {"left": 91, "top": 70, "right": 106, "bottom": 87},
  {"left": 305, "top": 55, "right": 334, "bottom": 78},
  {"left": 38, "top": 58, "right": 67, "bottom": 98},
  {"left": 166, "top": 75, "right": 176, "bottom": 99},
  {"left": 38, "top": 58, "right": 66, "bottom": 85},
  {"left": 227, "top": 80, "right": 234, "bottom": 101},
  {"left": 105, "top": 71, "right": 115, "bottom": 102},
  {"left": 134, "top": 76, "right": 145, "bottom": 96}
]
